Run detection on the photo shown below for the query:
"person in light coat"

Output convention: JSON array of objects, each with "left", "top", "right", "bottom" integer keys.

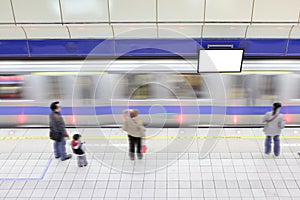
[
  {"left": 123, "top": 109, "right": 146, "bottom": 160},
  {"left": 263, "top": 102, "right": 285, "bottom": 157}
]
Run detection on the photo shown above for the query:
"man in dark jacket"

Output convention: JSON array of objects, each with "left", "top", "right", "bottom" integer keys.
[{"left": 49, "top": 101, "right": 72, "bottom": 161}]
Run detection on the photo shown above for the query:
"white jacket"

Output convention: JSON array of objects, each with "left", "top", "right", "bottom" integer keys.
[{"left": 263, "top": 111, "right": 285, "bottom": 136}]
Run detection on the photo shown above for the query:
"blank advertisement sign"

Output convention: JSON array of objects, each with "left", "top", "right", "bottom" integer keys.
[{"left": 198, "top": 49, "right": 244, "bottom": 73}]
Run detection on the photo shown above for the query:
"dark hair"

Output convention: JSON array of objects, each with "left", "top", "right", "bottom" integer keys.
[
  {"left": 130, "top": 109, "right": 139, "bottom": 118},
  {"left": 50, "top": 101, "right": 60, "bottom": 111},
  {"left": 272, "top": 102, "right": 282, "bottom": 115},
  {"left": 73, "top": 134, "right": 81, "bottom": 141}
]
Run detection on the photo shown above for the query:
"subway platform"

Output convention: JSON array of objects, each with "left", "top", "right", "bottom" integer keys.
[{"left": 0, "top": 128, "right": 300, "bottom": 199}]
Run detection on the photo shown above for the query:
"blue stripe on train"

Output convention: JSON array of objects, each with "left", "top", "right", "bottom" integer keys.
[{"left": 0, "top": 106, "right": 297, "bottom": 115}]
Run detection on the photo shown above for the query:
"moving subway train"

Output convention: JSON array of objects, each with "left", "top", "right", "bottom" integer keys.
[{"left": 0, "top": 58, "right": 300, "bottom": 127}]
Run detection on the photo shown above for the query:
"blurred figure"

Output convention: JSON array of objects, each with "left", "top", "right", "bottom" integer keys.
[
  {"left": 49, "top": 101, "right": 72, "bottom": 161},
  {"left": 71, "top": 134, "right": 88, "bottom": 167},
  {"left": 263, "top": 102, "right": 285, "bottom": 157},
  {"left": 123, "top": 109, "right": 146, "bottom": 160}
]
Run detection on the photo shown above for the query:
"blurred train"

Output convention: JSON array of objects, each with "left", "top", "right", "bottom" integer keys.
[{"left": 1, "top": 58, "right": 300, "bottom": 127}]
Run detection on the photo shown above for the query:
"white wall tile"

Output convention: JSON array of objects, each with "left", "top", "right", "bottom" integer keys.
[
  {"left": 203, "top": 25, "right": 247, "bottom": 38},
  {"left": 0, "top": 0, "right": 15, "bottom": 23},
  {"left": 23, "top": 26, "right": 69, "bottom": 39},
  {"left": 158, "top": 0, "right": 205, "bottom": 22},
  {"left": 205, "top": 0, "right": 253, "bottom": 22},
  {"left": 68, "top": 25, "right": 113, "bottom": 38},
  {"left": 158, "top": 24, "right": 202, "bottom": 38},
  {"left": 0, "top": 26, "right": 26, "bottom": 39},
  {"left": 109, "top": 0, "right": 156, "bottom": 22},
  {"left": 246, "top": 25, "right": 291, "bottom": 38},
  {"left": 60, "top": 0, "right": 109, "bottom": 23},
  {"left": 290, "top": 26, "right": 300, "bottom": 39},
  {"left": 12, "top": 0, "right": 61, "bottom": 23},
  {"left": 253, "top": 0, "right": 300, "bottom": 22},
  {"left": 113, "top": 24, "right": 157, "bottom": 38}
]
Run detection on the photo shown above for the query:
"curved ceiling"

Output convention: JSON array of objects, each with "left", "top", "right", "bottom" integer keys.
[{"left": 0, "top": 0, "right": 299, "bottom": 39}]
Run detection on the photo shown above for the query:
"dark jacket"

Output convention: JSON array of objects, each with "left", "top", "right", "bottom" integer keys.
[
  {"left": 71, "top": 140, "right": 85, "bottom": 155},
  {"left": 49, "top": 111, "right": 68, "bottom": 141}
]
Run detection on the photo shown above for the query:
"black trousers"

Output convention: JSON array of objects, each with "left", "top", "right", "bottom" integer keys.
[{"left": 128, "top": 135, "right": 142, "bottom": 154}]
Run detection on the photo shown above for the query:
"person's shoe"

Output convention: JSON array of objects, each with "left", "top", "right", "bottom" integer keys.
[
  {"left": 55, "top": 156, "right": 60, "bottom": 159},
  {"left": 129, "top": 152, "right": 134, "bottom": 160},
  {"left": 137, "top": 153, "right": 143, "bottom": 159},
  {"left": 61, "top": 154, "right": 72, "bottom": 161},
  {"left": 79, "top": 165, "right": 83, "bottom": 167},
  {"left": 273, "top": 154, "right": 280, "bottom": 158},
  {"left": 298, "top": 151, "right": 300, "bottom": 156}
]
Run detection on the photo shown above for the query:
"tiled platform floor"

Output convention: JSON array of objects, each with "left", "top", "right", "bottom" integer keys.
[{"left": 0, "top": 128, "right": 300, "bottom": 199}]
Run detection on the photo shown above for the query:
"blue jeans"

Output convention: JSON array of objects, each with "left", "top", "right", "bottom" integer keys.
[
  {"left": 265, "top": 135, "right": 280, "bottom": 156},
  {"left": 54, "top": 138, "right": 67, "bottom": 160}
]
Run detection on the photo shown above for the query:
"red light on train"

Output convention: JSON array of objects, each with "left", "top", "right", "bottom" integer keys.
[
  {"left": 177, "top": 114, "right": 183, "bottom": 124},
  {"left": 233, "top": 115, "right": 238, "bottom": 124},
  {"left": 284, "top": 115, "right": 291, "bottom": 123},
  {"left": 70, "top": 115, "right": 76, "bottom": 125},
  {"left": 18, "top": 115, "right": 26, "bottom": 124}
]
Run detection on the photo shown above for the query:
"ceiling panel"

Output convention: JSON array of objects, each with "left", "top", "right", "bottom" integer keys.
[
  {"left": 60, "top": 0, "right": 108, "bottom": 23},
  {"left": 23, "top": 26, "right": 69, "bottom": 39},
  {"left": 253, "top": 0, "right": 300, "bottom": 22},
  {"left": 158, "top": 24, "right": 202, "bottom": 38},
  {"left": 205, "top": 0, "right": 253, "bottom": 22},
  {"left": 203, "top": 25, "right": 247, "bottom": 38},
  {"left": 113, "top": 24, "right": 157, "bottom": 38},
  {"left": 0, "top": 26, "right": 26, "bottom": 39},
  {"left": 0, "top": 0, "right": 15, "bottom": 23},
  {"left": 158, "top": 0, "right": 205, "bottom": 22},
  {"left": 290, "top": 26, "right": 300, "bottom": 39},
  {"left": 12, "top": 0, "right": 61, "bottom": 23},
  {"left": 246, "top": 25, "right": 291, "bottom": 38},
  {"left": 68, "top": 25, "right": 113, "bottom": 38},
  {"left": 109, "top": 0, "right": 156, "bottom": 22}
]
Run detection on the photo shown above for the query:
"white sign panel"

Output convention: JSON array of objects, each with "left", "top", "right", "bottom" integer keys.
[{"left": 198, "top": 49, "right": 244, "bottom": 73}]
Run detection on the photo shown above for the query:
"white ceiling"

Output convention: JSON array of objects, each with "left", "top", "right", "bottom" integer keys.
[{"left": 0, "top": 0, "right": 299, "bottom": 39}]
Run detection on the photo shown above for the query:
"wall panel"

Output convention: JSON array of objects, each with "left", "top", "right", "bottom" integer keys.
[
  {"left": 205, "top": 0, "right": 252, "bottom": 22},
  {"left": 68, "top": 25, "right": 113, "bottom": 38},
  {"left": 109, "top": 0, "right": 156, "bottom": 22},
  {"left": 60, "top": 0, "right": 109, "bottom": 23},
  {"left": 12, "top": 0, "right": 61, "bottom": 23},
  {"left": 24, "top": 26, "right": 69, "bottom": 39},
  {"left": 158, "top": 0, "right": 205, "bottom": 22},
  {"left": 253, "top": 0, "right": 300, "bottom": 22},
  {"left": 0, "top": 0, "right": 15, "bottom": 23}
]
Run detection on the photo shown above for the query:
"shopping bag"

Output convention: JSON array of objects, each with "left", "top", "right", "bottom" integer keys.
[{"left": 142, "top": 144, "right": 147, "bottom": 153}]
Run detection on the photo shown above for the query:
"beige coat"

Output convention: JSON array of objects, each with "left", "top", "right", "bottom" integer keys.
[{"left": 122, "top": 110, "right": 145, "bottom": 138}]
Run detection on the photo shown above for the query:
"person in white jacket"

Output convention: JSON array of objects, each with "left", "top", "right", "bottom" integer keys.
[
  {"left": 263, "top": 102, "right": 285, "bottom": 157},
  {"left": 123, "top": 109, "right": 146, "bottom": 160}
]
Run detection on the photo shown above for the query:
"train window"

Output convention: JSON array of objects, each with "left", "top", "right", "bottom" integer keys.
[
  {"left": 259, "top": 75, "right": 278, "bottom": 99},
  {"left": 47, "top": 76, "right": 65, "bottom": 99},
  {"left": 0, "top": 75, "right": 24, "bottom": 99},
  {"left": 126, "top": 74, "right": 152, "bottom": 99},
  {"left": 228, "top": 75, "right": 247, "bottom": 99},
  {"left": 171, "top": 74, "right": 202, "bottom": 98},
  {"left": 74, "top": 76, "right": 93, "bottom": 99}
]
